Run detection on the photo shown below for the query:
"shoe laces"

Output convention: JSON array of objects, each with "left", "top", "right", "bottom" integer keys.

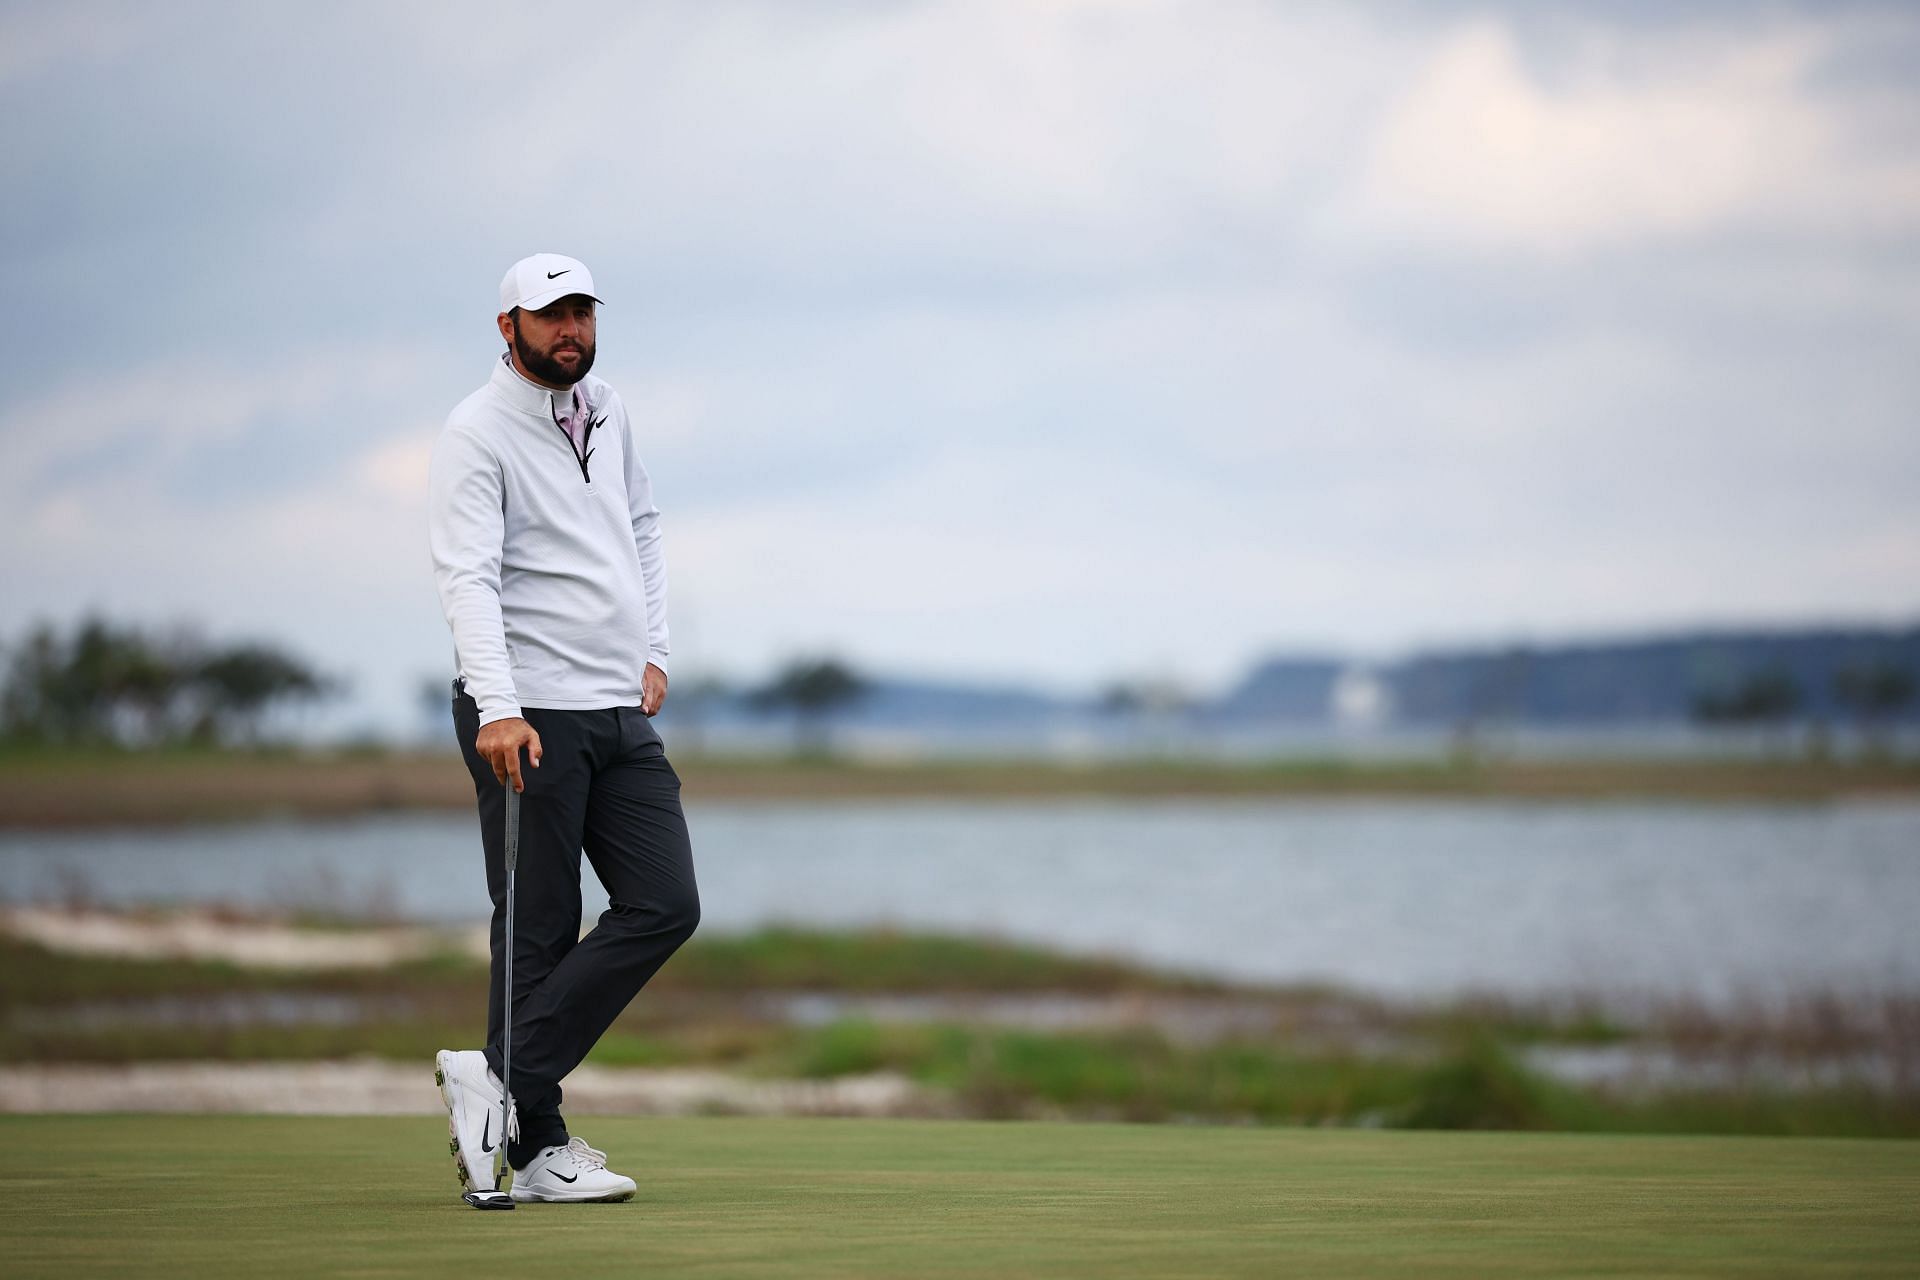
[
  {"left": 563, "top": 1136, "right": 608, "bottom": 1170},
  {"left": 482, "top": 1067, "right": 519, "bottom": 1141}
]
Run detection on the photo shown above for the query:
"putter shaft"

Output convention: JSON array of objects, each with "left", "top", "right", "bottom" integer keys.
[{"left": 500, "top": 782, "right": 520, "bottom": 1193}]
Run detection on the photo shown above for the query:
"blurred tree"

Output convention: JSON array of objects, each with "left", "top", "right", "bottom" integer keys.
[
  {"left": 751, "top": 659, "right": 867, "bottom": 754},
  {"left": 1690, "top": 667, "right": 1803, "bottom": 754},
  {"left": 193, "top": 645, "right": 329, "bottom": 744},
  {"left": 1833, "top": 661, "right": 1915, "bottom": 758},
  {"left": 0, "top": 624, "right": 68, "bottom": 742},
  {"left": 0, "top": 617, "right": 331, "bottom": 749},
  {"left": 0, "top": 617, "right": 184, "bottom": 745},
  {"left": 1098, "top": 680, "right": 1192, "bottom": 717}
]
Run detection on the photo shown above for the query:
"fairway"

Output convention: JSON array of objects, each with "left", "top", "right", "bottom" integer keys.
[{"left": 2, "top": 1117, "right": 1915, "bottom": 1277}]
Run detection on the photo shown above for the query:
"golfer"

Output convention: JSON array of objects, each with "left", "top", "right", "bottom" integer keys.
[{"left": 427, "top": 253, "right": 699, "bottom": 1204}]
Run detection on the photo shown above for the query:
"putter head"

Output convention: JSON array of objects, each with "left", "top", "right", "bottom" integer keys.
[{"left": 463, "top": 1189, "right": 514, "bottom": 1211}]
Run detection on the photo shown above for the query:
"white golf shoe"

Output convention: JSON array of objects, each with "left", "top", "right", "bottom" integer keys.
[
  {"left": 509, "top": 1137, "right": 637, "bottom": 1204},
  {"left": 434, "top": 1048, "right": 510, "bottom": 1196}
]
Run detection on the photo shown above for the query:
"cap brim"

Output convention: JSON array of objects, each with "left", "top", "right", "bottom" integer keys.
[{"left": 516, "top": 287, "right": 606, "bottom": 312}]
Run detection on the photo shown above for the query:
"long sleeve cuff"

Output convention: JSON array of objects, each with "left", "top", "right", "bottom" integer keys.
[{"left": 476, "top": 702, "right": 523, "bottom": 728}]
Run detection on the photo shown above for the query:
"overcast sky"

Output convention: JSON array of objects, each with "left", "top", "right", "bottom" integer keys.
[{"left": 3, "top": 0, "right": 1917, "bottom": 734}]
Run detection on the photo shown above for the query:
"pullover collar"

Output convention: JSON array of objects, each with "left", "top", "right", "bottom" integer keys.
[{"left": 492, "top": 351, "right": 585, "bottom": 420}]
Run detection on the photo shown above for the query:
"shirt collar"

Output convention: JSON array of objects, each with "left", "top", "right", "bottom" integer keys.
[{"left": 491, "top": 351, "right": 581, "bottom": 419}]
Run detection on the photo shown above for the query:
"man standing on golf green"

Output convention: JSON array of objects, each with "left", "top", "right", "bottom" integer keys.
[{"left": 427, "top": 253, "right": 700, "bottom": 1205}]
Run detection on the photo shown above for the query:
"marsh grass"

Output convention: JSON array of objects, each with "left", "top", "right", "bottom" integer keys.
[
  {"left": 4, "top": 926, "right": 1916, "bottom": 1137},
  {"left": 653, "top": 925, "right": 1226, "bottom": 994}
]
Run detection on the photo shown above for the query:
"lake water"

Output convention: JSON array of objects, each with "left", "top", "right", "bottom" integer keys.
[{"left": 3, "top": 798, "right": 1916, "bottom": 1005}]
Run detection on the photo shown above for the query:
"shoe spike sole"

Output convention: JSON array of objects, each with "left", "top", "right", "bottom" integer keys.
[{"left": 437, "top": 1063, "right": 498, "bottom": 1201}]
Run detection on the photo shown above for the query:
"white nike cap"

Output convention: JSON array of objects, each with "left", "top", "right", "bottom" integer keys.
[{"left": 499, "top": 253, "right": 604, "bottom": 313}]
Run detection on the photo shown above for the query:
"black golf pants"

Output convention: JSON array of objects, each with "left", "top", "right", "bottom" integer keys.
[{"left": 453, "top": 680, "right": 700, "bottom": 1168}]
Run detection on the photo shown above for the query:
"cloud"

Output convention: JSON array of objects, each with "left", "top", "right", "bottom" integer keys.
[
  {"left": 268, "top": 0, "right": 1413, "bottom": 294},
  {"left": 0, "top": 343, "right": 453, "bottom": 674},
  {"left": 0, "top": 345, "right": 440, "bottom": 506},
  {"left": 1337, "top": 17, "right": 1920, "bottom": 253},
  {"left": 1, "top": 0, "right": 1916, "bottom": 726},
  {"left": 0, "top": 2, "right": 147, "bottom": 85},
  {"left": 355, "top": 434, "right": 435, "bottom": 504}
]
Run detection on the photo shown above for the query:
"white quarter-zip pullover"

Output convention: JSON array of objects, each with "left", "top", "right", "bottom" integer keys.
[{"left": 428, "top": 357, "right": 669, "bottom": 727}]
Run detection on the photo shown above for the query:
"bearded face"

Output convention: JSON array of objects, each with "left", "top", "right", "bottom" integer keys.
[{"left": 510, "top": 300, "right": 597, "bottom": 386}]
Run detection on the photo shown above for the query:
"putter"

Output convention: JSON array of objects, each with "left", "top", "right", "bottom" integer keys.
[{"left": 463, "top": 781, "right": 520, "bottom": 1211}]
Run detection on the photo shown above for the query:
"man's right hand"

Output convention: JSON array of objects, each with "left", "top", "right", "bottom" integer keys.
[{"left": 475, "top": 717, "right": 543, "bottom": 792}]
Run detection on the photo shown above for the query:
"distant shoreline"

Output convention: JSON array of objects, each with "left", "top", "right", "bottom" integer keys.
[{"left": 0, "top": 748, "right": 1916, "bottom": 828}]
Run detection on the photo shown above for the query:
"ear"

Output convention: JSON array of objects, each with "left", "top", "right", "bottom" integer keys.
[{"left": 496, "top": 311, "right": 515, "bottom": 345}]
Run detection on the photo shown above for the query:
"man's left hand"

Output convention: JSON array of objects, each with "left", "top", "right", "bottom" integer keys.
[{"left": 642, "top": 663, "right": 668, "bottom": 716}]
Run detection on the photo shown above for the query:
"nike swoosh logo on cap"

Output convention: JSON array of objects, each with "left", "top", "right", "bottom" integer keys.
[{"left": 546, "top": 269, "right": 570, "bottom": 279}]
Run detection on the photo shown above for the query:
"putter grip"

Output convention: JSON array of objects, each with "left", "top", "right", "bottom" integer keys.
[{"left": 503, "top": 784, "right": 520, "bottom": 873}]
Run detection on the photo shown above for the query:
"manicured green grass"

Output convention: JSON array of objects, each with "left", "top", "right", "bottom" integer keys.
[{"left": 1, "top": 1116, "right": 1915, "bottom": 1278}]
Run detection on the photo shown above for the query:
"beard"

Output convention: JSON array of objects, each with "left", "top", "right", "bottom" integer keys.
[{"left": 513, "top": 323, "right": 596, "bottom": 386}]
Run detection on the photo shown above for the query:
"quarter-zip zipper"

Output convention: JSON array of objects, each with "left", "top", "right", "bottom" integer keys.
[{"left": 550, "top": 399, "right": 603, "bottom": 485}]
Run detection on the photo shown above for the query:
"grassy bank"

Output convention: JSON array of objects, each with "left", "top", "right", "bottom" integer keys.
[
  {"left": 2, "top": 745, "right": 1917, "bottom": 827},
  {"left": 3, "top": 1115, "right": 1916, "bottom": 1278},
  {"left": 5, "top": 924, "right": 1915, "bottom": 1138}
]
